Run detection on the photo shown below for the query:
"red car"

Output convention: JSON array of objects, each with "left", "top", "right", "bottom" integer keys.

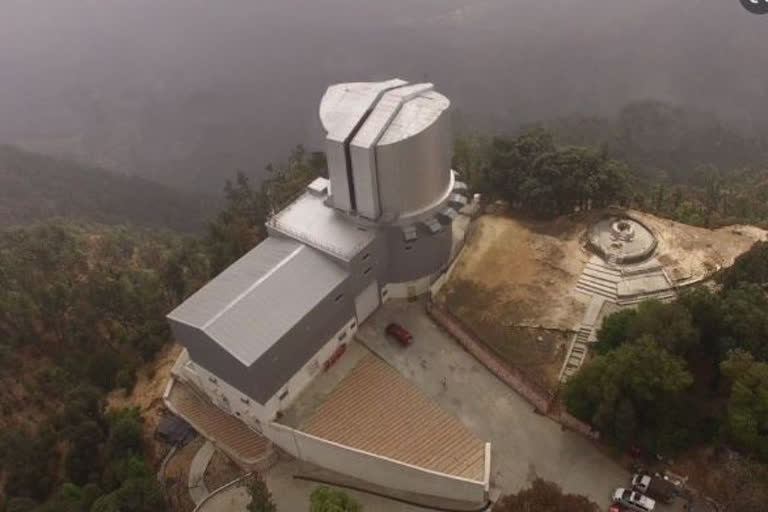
[{"left": 385, "top": 322, "right": 413, "bottom": 346}]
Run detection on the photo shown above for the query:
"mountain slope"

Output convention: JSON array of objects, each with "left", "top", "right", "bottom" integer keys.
[{"left": 0, "top": 145, "right": 214, "bottom": 232}]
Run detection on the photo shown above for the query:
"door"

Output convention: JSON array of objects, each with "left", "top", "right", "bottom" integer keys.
[{"left": 354, "top": 280, "right": 380, "bottom": 323}]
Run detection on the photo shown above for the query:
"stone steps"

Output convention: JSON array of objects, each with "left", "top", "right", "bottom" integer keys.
[
  {"left": 578, "top": 275, "right": 618, "bottom": 294},
  {"left": 583, "top": 267, "right": 622, "bottom": 282},
  {"left": 585, "top": 261, "right": 622, "bottom": 276},
  {"left": 576, "top": 283, "right": 618, "bottom": 301}
]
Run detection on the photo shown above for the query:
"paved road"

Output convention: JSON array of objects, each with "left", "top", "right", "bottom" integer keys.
[
  {"left": 188, "top": 440, "right": 215, "bottom": 505},
  {"left": 357, "top": 299, "right": 627, "bottom": 508}
]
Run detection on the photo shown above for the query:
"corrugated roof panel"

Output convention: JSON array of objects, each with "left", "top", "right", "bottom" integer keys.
[
  {"left": 268, "top": 191, "right": 375, "bottom": 261},
  {"left": 205, "top": 244, "right": 348, "bottom": 366},
  {"left": 168, "top": 237, "right": 303, "bottom": 327}
]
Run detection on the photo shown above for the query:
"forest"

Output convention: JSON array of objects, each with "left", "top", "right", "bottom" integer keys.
[
  {"left": 1, "top": 98, "right": 768, "bottom": 510},
  {"left": 455, "top": 100, "right": 768, "bottom": 228},
  {"left": 0, "top": 147, "right": 322, "bottom": 511},
  {"left": 0, "top": 145, "right": 213, "bottom": 233}
]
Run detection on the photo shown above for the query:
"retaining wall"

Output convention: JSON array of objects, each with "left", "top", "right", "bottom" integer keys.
[
  {"left": 426, "top": 301, "right": 599, "bottom": 440},
  {"left": 263, "top": 421, "right": 488, "bottom": 504},
  {"left": 426, "top": 301, "right": 554, "bottom": 413}
]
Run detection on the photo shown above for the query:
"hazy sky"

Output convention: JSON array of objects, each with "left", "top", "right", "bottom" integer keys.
[{"left": 1, "top": 0, "right": 766, "bottom": 192}]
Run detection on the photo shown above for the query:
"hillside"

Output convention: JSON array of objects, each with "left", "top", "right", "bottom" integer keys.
[{"left": 0, "top": 145, "right": 213, "bottom": 232}]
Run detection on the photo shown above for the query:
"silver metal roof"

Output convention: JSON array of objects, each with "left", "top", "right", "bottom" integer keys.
[
  {"left": 168, "top": 236, "right": 348, "bottom": 366},
  {"left": 267, "top": 181, "right": 375, "bottom": 261},
  {"left": 319, "top": 79, "right": 407, "bottom": 144}
]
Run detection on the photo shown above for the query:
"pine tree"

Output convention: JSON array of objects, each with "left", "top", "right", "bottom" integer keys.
[{"left": 246, "top": 473, "right": 277, "bottom": 512}]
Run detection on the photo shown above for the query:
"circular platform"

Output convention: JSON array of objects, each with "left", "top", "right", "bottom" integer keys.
[{"left": 586, "top": 216, "right": 657, "bottom": 264}]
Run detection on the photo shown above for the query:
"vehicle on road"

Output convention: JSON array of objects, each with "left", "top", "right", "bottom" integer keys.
[
  {"left": 631, "top": 473, "right": 677, "bottom": 503},
  {"left": 612, "top": 488, "right": 655, "bottom": 512},
  {"left": 385, "top": 322, "right": 413, "bottom": 346}
]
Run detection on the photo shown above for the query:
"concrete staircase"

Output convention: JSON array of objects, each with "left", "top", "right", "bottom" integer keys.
[
  {"left": 560, "top": 326, "right": 591, "bottom": 382},
  {"left": 575, "top": 260, "right": 621, "bottom": 301}
]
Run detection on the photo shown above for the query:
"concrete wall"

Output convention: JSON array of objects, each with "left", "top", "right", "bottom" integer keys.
[
  {"left": 384, "top": 224, "right": 452, "bottom": 283},
  {"left": 179, "top": 317, "right": 358, "bottom": 426},
  {"left": 263, "top": 422, "right": 487, "bottom": 504},
  {"left": 386, "top": 275, "right": 434, "bottom": 299}
]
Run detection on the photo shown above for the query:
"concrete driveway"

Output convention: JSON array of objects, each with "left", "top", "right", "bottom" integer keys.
[{"left": 357, "top": 298, "right": 627, "bottom": 508}]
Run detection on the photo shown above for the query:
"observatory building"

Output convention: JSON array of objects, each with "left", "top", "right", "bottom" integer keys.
[{"left": 164, "top": 80, "right": 488, "bottom": 504}]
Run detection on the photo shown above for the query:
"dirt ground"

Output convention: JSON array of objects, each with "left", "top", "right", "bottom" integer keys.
[
  {"left": 436, "top": 212, "right": 591, "bottom": 393},
  {"left": 204, "top": 450, "right": 243, "bottom": 491},
  {"left": 437, "top": 213, "right": 590, "bottom": 330},
  {"left": 631, "top": 210, "right": 767, "bottom": 283},
  {"left": 435, "top": 209, "right": 766, "bottom": 394},
  {"left": 106, "top": 342, "right": 183, "bottom": 465}
]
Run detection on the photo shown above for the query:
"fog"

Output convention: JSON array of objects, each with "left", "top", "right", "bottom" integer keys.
[{"left": 1, "top": 0, "right": 766, "bottom": 192}]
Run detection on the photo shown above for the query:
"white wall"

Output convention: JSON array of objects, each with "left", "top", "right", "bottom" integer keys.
[
  {"left": 178, "top": 317, "right": 358, "bottom": 428},
  {"left": 385, "top": 274, "right": 434, "bottom": 299},
  {"left": 263, "top": 422, "right": 488, "bottom": 504}
]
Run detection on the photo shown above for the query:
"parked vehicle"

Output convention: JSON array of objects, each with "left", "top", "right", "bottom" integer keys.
[
  {"left": 631, "top": 473, "right": 677, "bottom": 503},
  {"left": 612, "top": 488, "right": 655, "bottom": 512},
  {"left": 385, "top": 322, "right": 413, "bottom": 346}
]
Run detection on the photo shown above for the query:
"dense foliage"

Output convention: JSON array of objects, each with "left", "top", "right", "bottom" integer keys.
[
  {"left": 457, "top": 101, "right": 768, "bottom": 227},
  {"left": 0, "top": 145, "right": 212, "bottom": 233},
  {"left": 454, "top": 128, "right": 628, "bottom": 217},
  {"left": 565, "top": 241, "right": 768, "bottom": 460},
  {"left": 308, "top": 486, "right": 361, "bottom": 512},
  {"left": 245, "top": 473, "right": 277, "bottom": 512},
  {"left": 492, "top": 478, "right": 599, "bottom": 512},
  {"left": 0, "top": 145, "right": 323, "bottom": 511},
  {"left": 206, "top": 145, "right": 324, "bottom": 273},
  {"left": 543, "top": 101, "right": 768, "bottom": 228}
]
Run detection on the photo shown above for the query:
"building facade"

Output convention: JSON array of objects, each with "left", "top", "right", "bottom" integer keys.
[{"left": 164, "top": 80, "right": 484, "bottom": 502}]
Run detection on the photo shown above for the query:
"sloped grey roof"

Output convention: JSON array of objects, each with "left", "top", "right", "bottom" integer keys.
[{"left": 168, "top": 236, "right": 348, "bottom": 366}]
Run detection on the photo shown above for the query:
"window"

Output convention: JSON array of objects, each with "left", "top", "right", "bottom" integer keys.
[
  {"left": 334, "top": 293, "right": 343, "bottom": 303},
  {"left": 405, "top": 244, "right": 413, "bottom": 251},
  {"left": 362, "top": 253, "right": 370, "bottom": 261},
  {"left": 357, "top": 226, "right": 367, "bottom": 232},
  {"left": 278, "top": 389, "right": 289, "bottom": 401},
  {"left": 382, "top": 288, "right": 389, "bottom": 297},
  {"left": 241, "top": 397, "right": 250, "bottom": 405},
  {"left": 351, "top": 321, "right": 356, "bottom": 329},
  {"left": 208, "top": 376, "right": 218, "bottom": 385},
  {"left": 363, "top": 266, "right": 372, "bottom": 275},
  {"left": 337, "top": 330, "right": 346, "bottom": 341}
]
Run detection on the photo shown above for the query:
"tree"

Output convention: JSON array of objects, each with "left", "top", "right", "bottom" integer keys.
[
  {"left": 720, "top": 241, "right": 768, "bottom": 290},
  {"left": 626, "top": 300, "right": 699, "bottom": 355},
  {"left": 721, "top": 350, "right": 768, "bottom": 458},
  {"left": 594, "top": 308, "right": 636, "bottom": 354},
  {"left": 492, "top": 478, "right": 599, "bottom": 512},
  {"left": 245, "top": 473, "right": 276, "bottom": 512},
  {"left": 309, "top": 486, "right": 361, "bottom": 512},
  {"left": 563, "top": 336, "right": 693, "bottom": 451},
  {"left": 206, "top": 172, "right": 267, "bottom": 274}
]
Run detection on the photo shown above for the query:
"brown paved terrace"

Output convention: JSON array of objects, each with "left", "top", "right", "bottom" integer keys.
[
  {"left": 166, "top": 379, "right": 270, "bottom": 464},
  {"left": 296, "top": 354, "right": 486, "bottom": 481}
]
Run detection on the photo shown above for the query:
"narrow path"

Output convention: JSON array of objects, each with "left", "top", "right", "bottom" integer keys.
[{"left": 188, "top": 440, "right": 215, "bottom": 505}]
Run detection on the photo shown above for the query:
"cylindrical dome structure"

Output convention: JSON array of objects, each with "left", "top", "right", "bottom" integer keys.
[{"left": 319, "top": 80, "right": 453, "bottom": 222}]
